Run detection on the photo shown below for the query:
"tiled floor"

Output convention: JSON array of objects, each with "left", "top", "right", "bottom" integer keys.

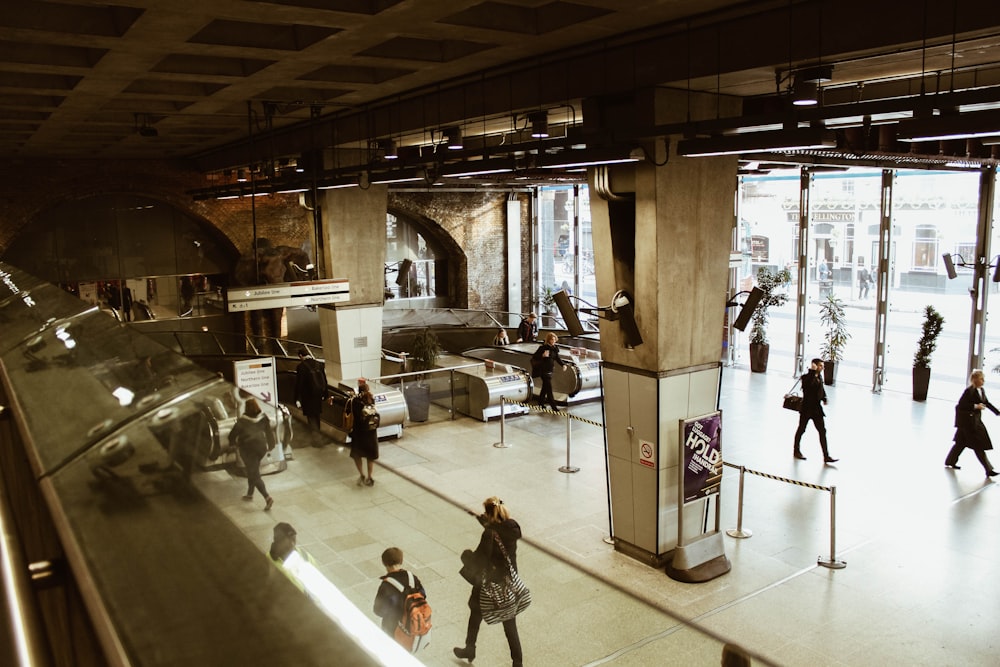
[{"left": 197, "top": 366, "right": 1000, "bottom": 666}]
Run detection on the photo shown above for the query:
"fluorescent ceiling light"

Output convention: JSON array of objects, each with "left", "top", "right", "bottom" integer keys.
[
  {"left": 370, "top": 168, "right": 426, "bottom": 184},
  {"left": 677, "top": 128, "right": 837, "bottom": 157},
  {"left": 441, "top": 159, "right": 514, "bottom": 178},
  {"left": 896, "top": 109, "right": 1000, "bottom": 142},
  {"left": 540, "top": 147, "right": 642, "bottom": 169}
]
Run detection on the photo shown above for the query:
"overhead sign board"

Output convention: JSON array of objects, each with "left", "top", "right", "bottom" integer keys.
[{"left": 226, "top": 279, "right": 350, "bottom": 312}]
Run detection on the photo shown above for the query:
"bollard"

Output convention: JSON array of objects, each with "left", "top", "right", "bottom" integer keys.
[
  {"left": 818, "top": 485, "right": 846, "bottom": 569},
  {"left": 725, "top": 466, "right": 752, "bottom": 538},
  {"left": 558, "top": 412, "right": 579, "bottom": 473},
  {"left": 492, "top": 397, "right": 511, "bottom": 448}
]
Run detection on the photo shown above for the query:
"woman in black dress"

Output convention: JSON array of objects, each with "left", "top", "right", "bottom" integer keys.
[
  {"left": 945, "top": 369, "right": 999, "bottom": 476},
  {"left": 350, "top": 382, "right": 379, "bottom": 486}
]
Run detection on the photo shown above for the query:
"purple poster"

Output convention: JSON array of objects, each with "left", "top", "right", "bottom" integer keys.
[{"left": 681, "top": 412, "right": 723, "bottom": 504}]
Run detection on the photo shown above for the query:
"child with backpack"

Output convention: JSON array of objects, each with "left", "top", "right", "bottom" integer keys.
[{"left": 373, "top": 547, "right": 431, "bottom": 653}]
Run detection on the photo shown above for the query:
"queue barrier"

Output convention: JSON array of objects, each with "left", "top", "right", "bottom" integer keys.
[
  {"left": 722, "top": 461, "right": 846, "bottom": 570},
  {"left": 492, "top": 396, "right": 603, "bottom": 474}
]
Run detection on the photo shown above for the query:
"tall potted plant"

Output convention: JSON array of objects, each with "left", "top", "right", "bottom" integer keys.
[
  {"left": 748, "top": 266, "right": 792, "bottom": 372},
  {"left": 819, "top": 293, "right": 851, "bottom": 385},
  {"left": 405, "top": 328, "right": 441, "bottom": 422},
  {"left": 913, "top": 305, "right": 944, "bottom": 401}
]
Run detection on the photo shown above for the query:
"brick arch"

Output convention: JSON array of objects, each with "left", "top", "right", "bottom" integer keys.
[{"left": 387, "top": 206, "right": 468, "bottom": 308}]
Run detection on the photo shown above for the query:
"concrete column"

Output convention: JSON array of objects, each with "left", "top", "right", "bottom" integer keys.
[
  {"left": 316, "top": 185, "right": 387, "bottom": 383},
  {"left": 589, "top": 89, "right": 739, "bottom": 576}
]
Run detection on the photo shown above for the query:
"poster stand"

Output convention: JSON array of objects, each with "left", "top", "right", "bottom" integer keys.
[{"left": 666, "top": 411, "right": 731, "bottom": 583}]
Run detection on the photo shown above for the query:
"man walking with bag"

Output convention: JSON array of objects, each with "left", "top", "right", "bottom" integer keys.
[{"left": 793, "top": 358, "right": 839, "bottom": 463}]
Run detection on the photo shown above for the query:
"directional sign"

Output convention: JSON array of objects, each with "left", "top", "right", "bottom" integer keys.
[
  {"left": 233, "top": 357, "right": 278, "bottom": 405},
  {"left": 226, "top": 279, "right": 349, "bottom": 312}
]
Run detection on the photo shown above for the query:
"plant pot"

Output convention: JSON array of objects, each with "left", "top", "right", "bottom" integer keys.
[
  {"left": 823, "top": 360, "right": 837, "bottom": 386},
  {"left": 912, "top": 366, "right": 931, "bottom": 401},
  {"left": 404, "top": 382, "right": 431, "bottom": 422},
  {"left": 749, "top": 342, "right": 769, "bottom": 373}
]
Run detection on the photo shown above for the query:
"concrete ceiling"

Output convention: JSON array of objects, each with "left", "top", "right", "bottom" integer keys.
[{"left": 2, "top": 0, "right": 1000, "bottom": 173}]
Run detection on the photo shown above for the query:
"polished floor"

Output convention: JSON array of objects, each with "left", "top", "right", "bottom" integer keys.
[{"left": 196, "top": 365, "right": 1000, "bottom": 666}]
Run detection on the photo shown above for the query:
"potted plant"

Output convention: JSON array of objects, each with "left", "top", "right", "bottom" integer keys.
[
  {"left": 404, "top": 328, "right": 441, "bottom": 422},
  {"left": 538, "top": 286, "right": 558, "bottom": 327},
  {"left": 912, "top": 305, "right": 944, "bottom": 401},
  {"left": 748, "top": 266, "right": 792, "bottom": 372},
  {"left": 819, "top": 293, "right": 851, "bottom": 385}
]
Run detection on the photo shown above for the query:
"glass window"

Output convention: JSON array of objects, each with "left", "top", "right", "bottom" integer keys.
[{"left": 911, "top": 224, "right": 939, "bottom": 271}]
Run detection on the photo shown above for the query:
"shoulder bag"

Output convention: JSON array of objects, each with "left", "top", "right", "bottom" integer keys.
[
  {"left": 782, "top": 378, "right": 803, "bottom": 412},
  {"left": 478, "top": 533, "right": 531, "bottom": 624}
]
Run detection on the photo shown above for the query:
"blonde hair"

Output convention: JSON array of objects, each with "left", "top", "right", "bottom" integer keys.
[
  {"left": 482, "top": 496, "right": 510, "bottom": 524},
  {"left": 970, "top": 369, "right": 985, "bottom": 384},
  {"left": 545, "top": 332, "right": 558, "bottom": 344}
]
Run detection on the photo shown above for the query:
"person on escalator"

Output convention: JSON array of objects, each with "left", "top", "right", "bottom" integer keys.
[{"left": 531, "top": 332, "right": 568, "bottom": 411}]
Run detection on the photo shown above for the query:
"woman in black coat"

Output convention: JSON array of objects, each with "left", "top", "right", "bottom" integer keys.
[
  {"left": 350, "top": 382, "right": 379, "bottom": 486},
  {"left": 531, "top": 332, "right": 568, "bottom": 411},
  {"left": 229, "top": 398, "right": 276, "bottom": 510},
  {"left": 454, "top": 496, "right": 523, "bottom": 667},
  {"left": 945, "top": 369, "right": 999, "bottom": 476}
]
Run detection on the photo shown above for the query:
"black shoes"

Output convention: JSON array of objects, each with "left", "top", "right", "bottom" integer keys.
[
  {"left": 944, "top": 463, "right": 961, "bottom": 470},
  {"left": 453, "top": 646, "right": 475, "bottom": 663},
  {"left": 987, "top": 470, "right": 999, "bottom": 477},
  {"left": 793, "top": 451, "right": 807, "bottom": 460},
  {"left": 824, "top": 457, "right": 839, "bottom": 464}
]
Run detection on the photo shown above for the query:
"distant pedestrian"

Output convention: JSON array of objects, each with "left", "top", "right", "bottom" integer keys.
[
  {"left": 945, "top": 369, "right": 999, "bottom": 477},
  {"left": 857, "top": 266, "right": 871, "bottom": 299},
  {"left": 351, "top": 381, "right": 379, "bottom": 486},
  {"left": 793, "top": 359, "right": 838, "bottom": 463},
  {"left": 531, "top": 332, "right": 569, "bottom": 411},
  {"left": 229, "top": 398, "right": 275, "bottom": 510},
  {"left": 516, "top": 313, "right": 538, "bottom": 343},
  {"left": 493, "top": 328, "right": 510, "bottom": 346},
  {"left": 295, "top": 347, "right": 327, "bottom": 430}
]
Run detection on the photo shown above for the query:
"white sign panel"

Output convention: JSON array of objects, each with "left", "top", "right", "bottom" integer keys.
[
  {"left": 226, "top": 279, "right": 350, "bottom": 312},
  {"left": 233, "top": 357, "right": 278, "bottom": 405}
]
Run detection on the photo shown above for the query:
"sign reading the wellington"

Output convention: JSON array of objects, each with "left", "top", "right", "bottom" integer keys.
[{"left": 226, "top": 279, "right": 350, "bottom": 312}]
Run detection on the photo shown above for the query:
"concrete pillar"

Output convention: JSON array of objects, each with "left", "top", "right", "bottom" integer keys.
[
  {"left": 316, "top": 185, "right": 387, "bottom": 383},
  {"left": 589, "top": 89, "right": 739, "bottom": 577}
]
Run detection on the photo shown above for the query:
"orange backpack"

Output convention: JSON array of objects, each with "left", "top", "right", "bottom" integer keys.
[{"left": 384, "top": 571, "right": 431, "bottom": 653}]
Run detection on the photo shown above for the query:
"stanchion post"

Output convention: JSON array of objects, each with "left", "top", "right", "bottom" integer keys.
[
  {"left": 558, "top": 413, "right": 579, "bottom": 473},
  {"left": 818, "top": 485, "right": 846, "bottom": 569},
  {"left": 726, "top": 465, "right": 752, "bottom": 538},
  {"left": 492, "top": 397, "right": 511, "bottom": 448}
]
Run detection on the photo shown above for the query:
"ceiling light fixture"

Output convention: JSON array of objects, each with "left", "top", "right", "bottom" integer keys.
[
  {"left": 378, "top": 138, "right": 398, "bottom": 160},
  {"left": 236, "top": 169, "right": 247, "bottom": 182},
  {"left": 539, "top": 146, "right": 643, "bottom": 169},
  {"left": 791, "top": 78, "right": 819, "bottom": 106},
  {"left": 677, "top": 128, "right": 837, "bottom": 157},
  {"left": 444, "top": 126, "right": 463, "bottom": 150},
  {"left": 529, "top": 111, "right": 549, "bottom": 138}
]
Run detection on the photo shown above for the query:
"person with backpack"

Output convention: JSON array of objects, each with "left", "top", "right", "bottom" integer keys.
[
  {"left": 295, "top": 347, "right": 327, "bottom": 430},
  {"left": 228, "top": 398, "right": 276, "bottom": 511},
  {"left": 454, "top": 496, "right": 525, "bottom": 667},
  {"left": 350, "top": 380, "right": 379, "bottom": 486},
  {"left": 373, "top": 547, "right": 431, "bottom": 653}
]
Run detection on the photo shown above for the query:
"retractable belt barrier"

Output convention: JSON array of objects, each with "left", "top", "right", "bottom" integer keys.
[
  {"left": 722, "top": 461, "right": 846, "bottom": 570},
  {"left": 493, "top": 396, "right": 603, "bottom": 474}
]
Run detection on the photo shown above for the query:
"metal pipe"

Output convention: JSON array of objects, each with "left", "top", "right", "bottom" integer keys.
[{"left": 559, "top": 413, "right": 579, "bottom": 473}]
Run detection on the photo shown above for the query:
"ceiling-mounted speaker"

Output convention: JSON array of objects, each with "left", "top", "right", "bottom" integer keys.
[
  {"left": 732, "top": 287, "right": 764, "bottom": 331},
  {"left": 395, "top": 258, "right": 412, "bottom": 285},
  {"left": 552, "top": 290, "right": 585, "bottom": 336}
]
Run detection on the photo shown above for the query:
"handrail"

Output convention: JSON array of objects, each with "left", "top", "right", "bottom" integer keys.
[{"left": 0, "top": 408, "right": 54, "bottom": 667}]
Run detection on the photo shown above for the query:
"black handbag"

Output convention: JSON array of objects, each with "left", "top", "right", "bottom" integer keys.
[
  {"left": 459, "top": 549, "right": 486, "bottom": 585},
  {"left": 782, "top": 378, "right": 802, "bottom": 412}
]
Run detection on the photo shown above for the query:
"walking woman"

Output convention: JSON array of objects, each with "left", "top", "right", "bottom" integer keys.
[
  {"left": 454, "top": 496, "right": 524, "bottom": 667},
  {"left": 946, "top": 369, "right": 999, "bottom": 477},
  {"left": 531, "top": 332, "right": 569, "bottom": 411},
  {"left": 229, "top": 398, "right": 275, "bottom": 510},
  {"left": 350, "top": 381, "right": 379, "bottom": 486}
]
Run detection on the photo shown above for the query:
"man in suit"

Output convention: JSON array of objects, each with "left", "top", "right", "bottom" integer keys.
[
  {"left": 793, "top": 358, "right": 839, "bottom": 463},
  {"left": 945, "top": 369, "right": 999, "bottom": 476}
]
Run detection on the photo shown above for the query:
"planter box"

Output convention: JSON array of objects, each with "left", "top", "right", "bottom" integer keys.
[{"left": 913, "top": 366, "right": 931, "bottom": 401}]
